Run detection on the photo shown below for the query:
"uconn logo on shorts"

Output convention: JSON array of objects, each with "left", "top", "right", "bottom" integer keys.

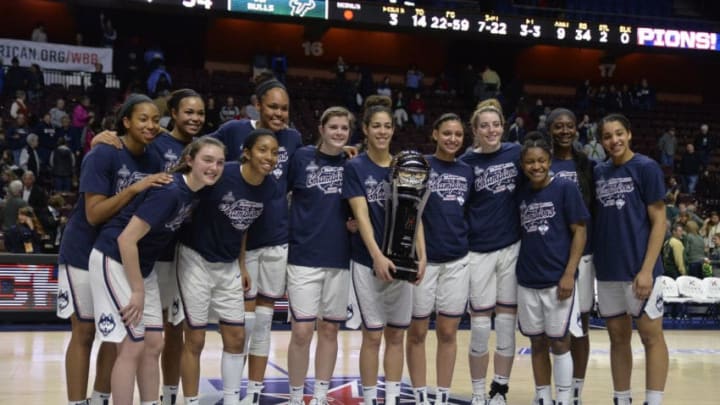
[
  {"left": 165, "top": 203, "right": 194, "bottom": 231},
  {"left": 364, "top": 176, "right": 387, "bottom": 206},
  {"left": 595, "top": 177, "right": 634, "bottom": 209},
  {"left": 474, "top": 163, "right": 517, "bottom": 194},
  {"left": 116, "top": 164, "right": 147, "bottom": 194},
  {"left": 428, "top": 171, "right": 468, "bottom": 205},
  {"left": 306, "top": 161, "right": 344, "bottom": 195},
  {"left": 520, "top": 200, "right": 556, "bottom": 235},
  {"left": 98, "top": 313, "right": 116, "bottom": 336},
  {"left": 219, "top": 191, "right": 265, "bottom": 231},
  {"left": 551, "top": 170, "right": 578, "bottom": 184},
  {"left": 272, "top": 146, "right": 289, "bottom": 179},
  {"left": 162, "top": 149, "right": 179, "bottom": 171},
  {"left": 57, "top": 289, "right": 69, "bottom": 310}
]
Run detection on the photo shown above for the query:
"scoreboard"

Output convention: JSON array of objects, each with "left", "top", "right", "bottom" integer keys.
[{"left": 129, "top": 0, "right": 719, "bottom": 52}]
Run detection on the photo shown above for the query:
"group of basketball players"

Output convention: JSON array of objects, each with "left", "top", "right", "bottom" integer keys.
[{"left": 54, "top": 75, "right": 669, "bottom": 405}]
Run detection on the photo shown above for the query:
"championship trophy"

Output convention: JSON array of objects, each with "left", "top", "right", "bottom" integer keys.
[{"left": 381, "top": 150, "right": 431, "bottom": 282}]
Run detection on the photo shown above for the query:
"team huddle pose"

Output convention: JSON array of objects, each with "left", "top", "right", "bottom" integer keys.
[{"left": 56, "top": 78, "right": 668, "bottom": 405}]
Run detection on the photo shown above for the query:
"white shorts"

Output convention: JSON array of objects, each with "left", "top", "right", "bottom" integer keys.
[
  {"left": 413, "top": 254, "right": 470, "bottom": 318},
  {"left": 89, "top": 249, "right": 163, "bottom": 343},
  {"left": 577, "top": 254, "right": 596, "bottom": 314},
  {"left": 468, "top": 241, "right": 520, "bottom": 312},
  {"left": 245, "top": 244, "right": 288, "bottom": 300},
  {"left": 56, "top": 264, "right": 94, "bottom": 322},
  {"left": 177, "top": 244, "right": 245, "bottom": 328},
  {"left": 287, "top": 265, "right": 349, "bottom": 323},
  {"left": 517, "top": 284, "right": 583, "bottom": 339},
  {"left": 597, "top": 277, "right": 664, "bottom": 319},
  {"left": 350, "top": 261, "right": 413, "bottom": 330}
]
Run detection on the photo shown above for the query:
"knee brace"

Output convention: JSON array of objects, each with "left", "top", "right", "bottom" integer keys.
[
  {"left": 494, "top": 312, "right": 516, "bottom": 358},
  {"left": 249, "top": 306, "right": 273, "bottom": 357},
  {"left": 470, "top": 316, "right": 491, "bottom": 357}
]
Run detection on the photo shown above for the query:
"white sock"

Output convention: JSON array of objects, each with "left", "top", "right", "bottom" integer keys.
[
  {"left": 493, "top": 374, "right": 509, "bottom": 386},
  {"left": 614, "top": 389, "right": 632, "bottom": 405},
  {"left": 535, "top": 385, "right": 552, "bottom": 404},
  {"left": 184, "top": 397, "right": 199, "bottom": 405},
  {"left": 385, "top": 381, "right": 401, "bottom": 405},
  {"left": 553, "top": 351, "right": 573, "bottom": 403},
  {"left": 222, "top": 352, "right": 245, "bottom": 405},
  {"left": 243, "top": 312, "right": 256, "bottom": 354},
  {"left": 572, "top": 378, "right": 584, "bottom": 401},
  {"left": 89, "top": 391, "right": 110, "bottom": 405},
  {"left": 313, "top": 380, "right": 329, "bottom": 400},
  {"left": 244, "top": 380, "right": 264, "bottom": 404},
  {"left": 362, "top": 385, "right": 377, "bottom": 405},
  {"left": 290, "top": 385, "right": 304, "bottom": 402},
  {"left": 471, "top": 378, "right": 486, "bottom": 397},
  {"left": 413, "top": 386, "right": 428, "bottom": 404},
  {"left": 162, "top": 385, "right": 178, "bottom": 405},
  {"left": 436, "top": 387, "right": 450, "bottom": 404},
  {"left": 646, "top": 389, "right": 664, "bottom": 405}
]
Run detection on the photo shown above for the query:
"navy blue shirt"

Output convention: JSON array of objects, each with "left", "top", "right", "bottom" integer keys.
[
  {"left": 423, "top": 156, "right": 472, "bottom": 263},
  {"left": 180, "top": 161, "right": 277, "bottom": 263},
  {"left": 551, "top": 157, "right": 595, "bottom": 255},
  {"left": 460, "top": 143, "right": 522, "bottom": 252},
  {"left": 342, "top": 153, "right": 390, "bottom": 268},
  {"left": 58, "top": 144, "right": 151, "bottom": 269},
  {"left": 593, "top": 154, "right": 665, "bottom": 281},
  {"left": 211, "top": 119, "right": 303, "bottom": 250},
  {"left": 288, "top": 146, "right": 350, "bottom": 269},
  {"left": 517, "top": 178, "right": 590, "bottom": 289},
  {"left": 94, "top": 173, "right": 196, "bottom": 278}
]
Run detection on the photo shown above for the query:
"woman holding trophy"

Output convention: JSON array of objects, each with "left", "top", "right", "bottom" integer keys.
[{"left": 342, "top": 95, "right": 427, "bottom": 405}]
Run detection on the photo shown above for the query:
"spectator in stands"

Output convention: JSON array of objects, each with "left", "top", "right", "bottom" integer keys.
[
  {"left": 271, "top": 52, "right": 288, "bottom": 84},
  {"left": 49, "top": 98, "right": 69, "bottom": 128},
  {"left": 708, "top": 233, "right": 720, "bottom": 277},
  {"left": 685, "top": 203, "right": 704, "bottom": 226},
  {"left": 219, "top": 96, "right": 240, "bottom": 123},
  {"left": 377, "top": 76, "right": 392, "bottom": 98},
  {"left": 608, "top": 84, "right": 622, "bottom": 112},
  {"left": 10, "top": 90, "right": 29, "bottom": 120},
  {"left": 620, "top": 84, "right": 635, "bottom": 111},
  {"left": 1, "top": 179, "right": 28, "bottom": 231},
  {"left": 583, "top": 134, "right": 606, "bottom": 162},
  {"left": 56, "top": 115, "right": 71, "bottom": 151},
  {"left": 49, "top": 137, "right": 75, "bottom": 192},
  {"left": 7, "top": 114, "right": 31, "bottom": 163},
  {"left": 701, "top": 211, "right": 720, "bottom": 251},
  {"left": 635, "top": 78, "right": 655, "bottom": 110},
  {"left": 393, "top": 90, "right": 408, "bottom": 129},
  {"left": 577, "top": 114, "right": 595, "bottom": 145},
  {"left": 4, "top": 206, "right": 44, "bottom": 253},
  {"left": 4, "top": 57, "right": 28, "bottom": 98},
  {"left": 70, "top": 96, "right": 92, "bottom": 153},
  {"left": 26, "top": 63, "right": 44, "bottom": 104},
  {"left": 335, "top": 56, "right": 348, "bottom": 81},
  {"left": 665, "top": 193, "right": 679, "bottom": 224},
  {"left": 147, "top": 64, "right": 172, "bottom": 98},
  {"left": 19, "top": 133, "right": 41, "bottom": 177},
  {"left": 575, "top": 79, "right": 593, "bottom": 112},
  {"left": 685, "top": 221, "right": 706, "bottom": 278},
  {"left": 100, "top": 12, "right": 117, "bottom": 48},
  {"left": 666, "top": 176, "right": 680, "bottom": 202},
  {"left": 664, "top": 223, "right": 686, "bottom": 278},
  {"left": 81, "top": 112, "right": 98, "bottom": 156},
  {"left": 405, "top": 64, "right": 423, "bottom": 92},
  {"left": 0, "top": 167, "right": 18, "bottom": 200},
  {"left": 242, "top": 94, "right": 260, "bottom": 121},
  {"left": 31, "top": 22, "right": 48, "bottom": 42},
  {"left": 21, "top": 171, "right": 48, "bottom": 216},
  {"left": 694, "top": 123, "right": 713, "bottom": 165},
  {"left": 657, "top": 127, "right": 678, "bottom": 169},
  {"left": 34, "top": 113, "right": 57, "bottom": 164},
  {"left": 594, "top": 85, "right": 608, "bottom": 116},
  {"left": 506, "top": 116, "right": 525, "bottom": 144},
  {"left": 679, "top": 143, "right": 703, "bottom": 194},
  {"left": 90, "top": 62, "right": 107, "bottom": 115},
  {"left": 481, "top": 64, "right": 501, "bottom": 97},
  {"left": 203, "top": 95, "right": 220, "bottom": 134},
  {"left": 408, "top": 92, "right": 426, "bottom": 129},
  {"left": 45, "top": 193, "right": 67, "bottom": 252}
]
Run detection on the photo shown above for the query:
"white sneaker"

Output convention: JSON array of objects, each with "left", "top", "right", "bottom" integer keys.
[
  {"left": 488, "top": 393, "right": 507, "bottom": 405},
  {"left": 471, "top": 394, "right": 487, "bottom": 405},
  {"left": 239, "top": 391, "right": 261, "bottom": 405},
  {"left": 288, "top": 399, "right": 304, "bottom": 405},
  {"left": 309, "top": 398, "right": 329, "bottom": 405}
]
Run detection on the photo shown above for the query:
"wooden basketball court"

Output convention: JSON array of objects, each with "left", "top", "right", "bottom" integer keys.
[{"left": 1, "top": 328, "right": 718, "bottom": 404}]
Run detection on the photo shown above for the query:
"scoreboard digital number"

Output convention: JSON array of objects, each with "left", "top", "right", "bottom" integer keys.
[{"left": 129, "top": 0, "right": 720, "bottom": 52}]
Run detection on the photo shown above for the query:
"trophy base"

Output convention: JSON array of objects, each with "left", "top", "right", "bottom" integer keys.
[{"left": 391, "top": 257, "right": 418, "bottom": 282}]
